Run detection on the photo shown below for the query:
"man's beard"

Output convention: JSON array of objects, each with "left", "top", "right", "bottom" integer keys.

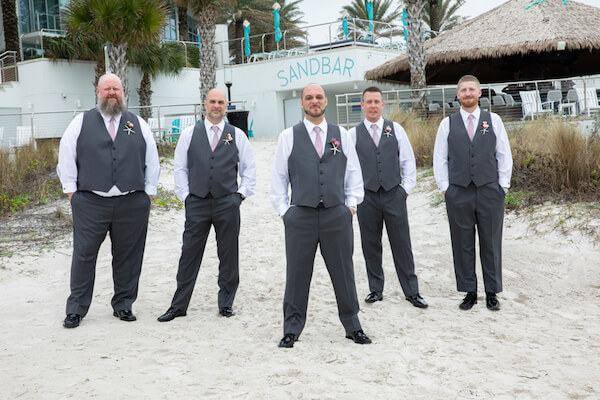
[
  {"left": 304, "top": 106, "right": 325, "bottom": 118},
  {"left": 98, "top": 96, "right": 125, "bottom": 117}
]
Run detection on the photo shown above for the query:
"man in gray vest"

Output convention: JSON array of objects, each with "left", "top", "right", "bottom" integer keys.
[
  {"left": 57, "top": 73, "right": 160, "bottom": 328},
  {"left": 433, "top": 75, "right": 513, "bottom": 311},
  {"left": 349, "top": 86, "right": 427, "bottom": 309},
  {"left": 157, "top": 88, "right": 256, "bottom": 322},
  {"left": 270, "top": 83, "right": 371, "bottom": 348}
]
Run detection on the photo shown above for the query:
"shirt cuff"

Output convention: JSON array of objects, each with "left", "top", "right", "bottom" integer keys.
[
  {"left": 438, "top": 183, "right": 449, "bottom": 193},
  {"left": 346, "top": 197, "right": 358, "bottom": 208},
  {"left": 277, "top": 204, "right": 290, "bottom": 217},
  {"left": 145, "top": 184, "right": 157, "bottom": 196},
  {"left": 62, "top": 182, "right": 78, "bottom": 193}
]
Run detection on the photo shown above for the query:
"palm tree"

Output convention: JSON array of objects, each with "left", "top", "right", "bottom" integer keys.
[
  {"left": 129, "top": 41, "right": 186, "bottom": 120},
  {"left": 172, "top": 0, "right": 190, "bottom": 41},
  {"left": 405, "top": 0, "right": 427, "bottom": 111},
  {"left": 425, "top": 0, "right": 464, "bottom": 38},
  {"left": 46, "top": 31, "right": 106, "bottom": 93},
  {"left": 224, "top": 0, "right": 273, "bottom": 63},
  {"left": 63, "top": 0, "right": 168, "bottom": 105},
  {"left": 1, "top": 0, "right": 20, "bottom": 59},
  {"left": 182, "top": 0, "right": 233, "bottom": 102},
  {"left": 338, "top": 0, "right": 402, "bottom": 41}
]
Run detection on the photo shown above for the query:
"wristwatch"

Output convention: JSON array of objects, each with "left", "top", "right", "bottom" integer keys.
[{"left": 238, "top": 193, "right": 246, "bottom": 201}]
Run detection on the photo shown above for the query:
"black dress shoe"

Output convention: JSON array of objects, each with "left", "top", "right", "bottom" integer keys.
[
  {"left": 459, "top": 292, "right": 478, "bottom": 310},
  {"left": 63, "top": 314, "right": 82, "bottom": 328},
  {"left": 486, "top": 292, "right": 500, "bottom": 311},
  {"left": 405, "top": 294, "right": 428, "bottom": 309},
  {"left": 113, "top": 310, "right": 136, "bottom": 322},
  {"left": 157, "top": 307, "right": 187, "bottom": 322},
  {"left": 365, "top": 291, "right": 383, "bottom": 303},
  {"left": 219, "top": 307, "right": 236, "bottom": 317},
  {"left": 278, "top": 333, "right": 297, "bottom": 348},
  {"left": 345, "top": 330, "right": 372, "bottom": 344}
]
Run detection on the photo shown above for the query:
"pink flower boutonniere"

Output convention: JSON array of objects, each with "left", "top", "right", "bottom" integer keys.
[
  {"left": 383, "top": 125, "right": 393, "bottom": 137},
  {"left": 330, "top": 137, "right": 341, "bottom": 155},
  {"left": 124, "top": 121, "right": 135, "bottom": 135},
  {"left": 481, "top": 121, "right": 489, "bottom": 135},
  {"left": 223, "top": 133, "right": 233, "bottom": 145}
]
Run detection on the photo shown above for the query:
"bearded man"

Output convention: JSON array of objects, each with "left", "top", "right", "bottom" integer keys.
[{"left": 57, "top": 73, "right": 160, "bottom": 328}]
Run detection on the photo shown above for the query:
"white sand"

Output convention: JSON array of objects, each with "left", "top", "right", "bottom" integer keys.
[{"left": 1, "top": 136, "right": 599, "bottom": 399}]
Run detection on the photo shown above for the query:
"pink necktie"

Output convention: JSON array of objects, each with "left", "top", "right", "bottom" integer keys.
[
  {"left": 467, "top": 114, "right": 475, "bottom": 141},
  {"left": 371, "top": 124, "right": 379, "bottom": 147},
  {"left": 210, "top": 125, "right": 220, "bottom": 151},
  {"left": 314, "top": 126, "right": 323, "bottom": 158},
  {"left": 108, "top": 118, "right": 116, "bottom": 142}
]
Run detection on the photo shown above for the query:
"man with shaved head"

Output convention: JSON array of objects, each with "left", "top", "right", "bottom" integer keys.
[
  {"left": 158, "top": 88, "right": 256, "bottom": 322},
  {"left": 57, "top": 73, "right": 160, "bottom": 328},
  {"left": 271, "top": 83, "right": 371, "bottom": 348}
]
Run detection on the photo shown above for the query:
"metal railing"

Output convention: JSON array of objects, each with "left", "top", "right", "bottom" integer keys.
[
  {"left": 336, "top": 76, "right": 600, "bottom": 130},
  {"left": 0, "top": 101, "right": 248, "bottom": 149},
  {"left": 0, "top": 51, "right": 19, "bottom": 84}
]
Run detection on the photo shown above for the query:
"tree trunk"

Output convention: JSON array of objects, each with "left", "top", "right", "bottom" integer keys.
[
  {"left": 93, "top": 57, "right": 106, "bottom": 97},
  {"left": 429, "top": 0, "right": 440, "bottom": 37},
  {"left": 138, "top": 72, "right": 153, "bottom": 121},
  {"left": 108, "top": 42, "right": 129, "bottom": 105},
  {"left": 197, "top": 5, "right": 217, "bottom": 103},
  {"left": 233, "top": 19, "right": 244, "bottom": 64},
  {"left": 406, "top": 0, "right": 427, "bottom": 113},
  {"left": 1, "top": 0, "right": 21, "bottom": 60},
  {"left": 178, "top": 5, "right": 188, "bottom": 41}
]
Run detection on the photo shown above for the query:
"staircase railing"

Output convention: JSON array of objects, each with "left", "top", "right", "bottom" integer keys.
[{"left": 0, "top": 51, "right": 19, "bottom": 84}]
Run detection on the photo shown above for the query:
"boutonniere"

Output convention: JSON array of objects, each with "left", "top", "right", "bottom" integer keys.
[
  {"left": 383, "top": 125, "right": 393, "bottom": 137},
  {"left": 330, "top": 137, "right": 341, "bottom": 155},
  {"left": 481, "top": 121, "right": 489, "bottom": 135},
  {"left": 223, "top": 133, "right": 233, "bottom": 145},
  {"left": 124, "top": 121, "right": 135, "bottom": 135}
]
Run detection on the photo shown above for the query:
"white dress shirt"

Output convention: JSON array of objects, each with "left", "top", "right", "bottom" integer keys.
[
  {"left": 174, "top": 118, "right": 256, "bottom": 202},
  {"left": 57, "top": 110, "right": 161, "bottom": 196},
  {"left": 348, "top": 118, "right": 417, "bottom": 195},
  {"left": 433, "top": 107, "right": 513, "bottom": 192},
  {"left": 270, "top": 118, "right": 364, "bottom": 217}
]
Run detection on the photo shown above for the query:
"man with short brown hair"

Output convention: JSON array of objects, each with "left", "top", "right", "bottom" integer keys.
[{"left": 433, "top": 75, "right": 513, "bottom": 311}]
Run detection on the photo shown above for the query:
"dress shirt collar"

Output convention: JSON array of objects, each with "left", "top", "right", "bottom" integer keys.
[
  {"left": 204, "top": 118, "right": 225, "bottom": 134},
  {"left": 303, "top": 118, "right": 327, "bottom": 136},
  {"left": 99, "top": 111, "right": 122, "bottom": 126},
  {"left": 460, "top": 106, "right": 481, "bottom": 123},
  {"left": 363, "top": 118, "right": 383, "bottom": 132}
]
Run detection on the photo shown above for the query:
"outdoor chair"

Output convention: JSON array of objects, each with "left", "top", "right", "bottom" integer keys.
[
  {"left": 492, "top": 95, "right": 506, "bottom": 106},
  {"left": 546, "top": 90, "right": 562, "bottom": 111},
  {"left": 576, "top": 88, "right": 600, "bottom": 116},
  {"left": 15, "top": 126, "right": 33, "bottom": 147},
  {"left": 519, "top": 90, "right": 552, "bottom": 120},
  {"left": 479, "top": 97, "right": 490, "bottom": 110},
  {"left": 428, "top": 103, "right": 440, "bottom": 112},
  {"left": 0, "top": 127, "right": 3, "bottom": 146},
  {"left": 502, "top": 93, "right": 518, "bottom": 106},
  {"left": 148, "top": 117, "right": 168, "bottom": 141},
  {"left": 562, "top": 89, "right": 580, "bottom": 115}
]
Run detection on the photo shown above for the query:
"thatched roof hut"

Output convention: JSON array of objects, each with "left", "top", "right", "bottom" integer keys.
[{"left": 365, "top": 0, "right": 600, "bottom": 84}]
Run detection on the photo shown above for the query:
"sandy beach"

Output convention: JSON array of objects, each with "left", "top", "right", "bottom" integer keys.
[{"left": 1, "top": 136, "right": 599, "bottom": 399}]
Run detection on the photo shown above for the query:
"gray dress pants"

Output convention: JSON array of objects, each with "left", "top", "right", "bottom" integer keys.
[
  {"left": 67, "top": 191, "right": 151, "bottom": 316},
  {"left": 282, "top": 204, "right": 362, "bottom": 337}
]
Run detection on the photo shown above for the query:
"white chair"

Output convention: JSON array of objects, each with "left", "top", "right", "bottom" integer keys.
[
  {"left": 428, "top": 103, "right": 440, "bottom": 112},
  {"left": 16, "top": 126, "right": 33, "bottom": 146},
  {"left": 519, "top": 90, "right": 552, "bottom": 120},
  {"left": 0, "top": 127, "right": 4, "bottom": 147},
  {"left": 148, "top": 117, "right": 168, "bottom": 141},
  {"left": 502, "top": 93, "right": 517, "bottom": 106},
  {"left": 576, "top": 88, "right": 600, "bottom": 116},
  {"left": 179, "top": 115, "right": 197, "bottom": 130}
]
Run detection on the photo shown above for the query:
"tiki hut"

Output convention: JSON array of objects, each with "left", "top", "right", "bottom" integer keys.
[{"left": 365, "top": 0, "right": 600, "bottom": 84}]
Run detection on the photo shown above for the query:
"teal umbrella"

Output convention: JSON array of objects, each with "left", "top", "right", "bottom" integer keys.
[
  {"left": 243, "top": 20, "right": 251, "bottom": 56},
  {"left": 272, "top": 2, "right": 282, "bottom": 42},
  {"left": 366, "top": 0, "right": 374, "bottom": 34}
]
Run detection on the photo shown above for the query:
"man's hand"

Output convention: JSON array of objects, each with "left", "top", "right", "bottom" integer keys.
[
  {"left": 348, "top": 206, "right": 356, "bottom": 216},
  {"left": 148, "top": 194, "right": 153, "bottom": 202},
  {"left": 67, "top": 192, "right": 74, "bottom": 201}
]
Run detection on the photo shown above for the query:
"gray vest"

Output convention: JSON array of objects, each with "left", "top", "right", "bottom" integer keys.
[
  {"left": 288, "top": 123, "right": 346, "bottom": 208},
  {"left": 188, "top": 122, "right": 239, "bottom": 198},
  {"left": 76, "top": 108, "right": 146, "bottom": 192},
  {"left": 448, "top": 110, "right": 498, "bottom": 187},
  {"left": 355, "top": 120, "right": 401, "bottom": 192}
]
